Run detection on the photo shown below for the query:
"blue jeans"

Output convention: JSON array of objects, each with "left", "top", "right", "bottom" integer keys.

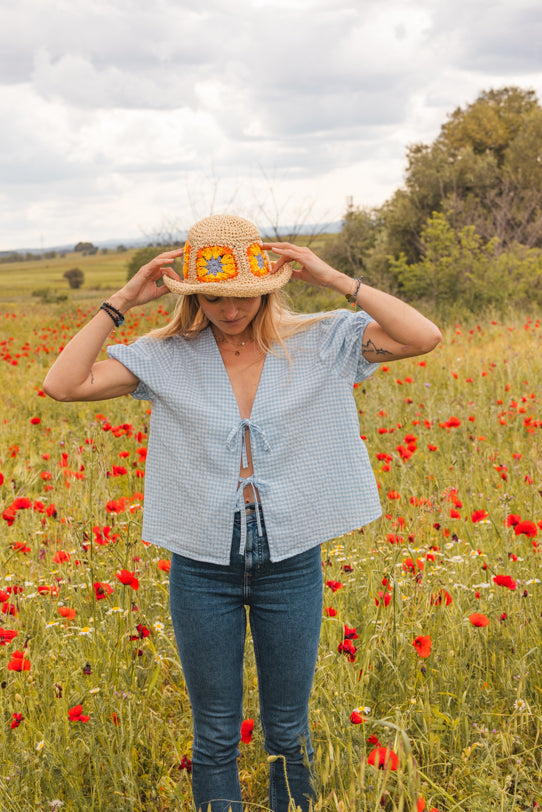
[{"left": 169, "top": 506, "right": 323, "bottom": 811}]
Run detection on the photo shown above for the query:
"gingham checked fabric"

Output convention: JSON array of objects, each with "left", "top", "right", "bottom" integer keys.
[{"left": 107, "top": 309, "right": 382, "bottom": 564}]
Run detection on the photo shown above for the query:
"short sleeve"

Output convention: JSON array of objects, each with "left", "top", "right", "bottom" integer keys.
[
  {"left": 107, "top": 337, "right": 162, "bottom": 401},
  {"left": 316, "top": 309, "right": 379, "bottom": 383}
]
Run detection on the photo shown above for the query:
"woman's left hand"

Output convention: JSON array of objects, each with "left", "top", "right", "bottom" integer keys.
[
  {"left": 262, "top": 242, "right": 342, "bottom": 289},
  {"left": 263, "top": 242, "right": 442, "bottom": 362}
]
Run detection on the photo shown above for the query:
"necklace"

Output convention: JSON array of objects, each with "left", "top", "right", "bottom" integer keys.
[{"left": 214, "top": 331, "right": 252, "bottom": 356}]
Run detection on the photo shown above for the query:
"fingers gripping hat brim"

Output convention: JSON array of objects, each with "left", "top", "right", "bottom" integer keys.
[{"left": 161, "top": 214, "right": 293, "bottom": 297}]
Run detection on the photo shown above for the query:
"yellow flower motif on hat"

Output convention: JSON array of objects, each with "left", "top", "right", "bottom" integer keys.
[
  {"left": 182, "top": 244, "right": 191, "bottom": 279},
  {"left": 196, "top": 245, "right": 239, "bottom": 283},
  {"left": 246, "top": 243, "right": 270, "bottom": 277}
]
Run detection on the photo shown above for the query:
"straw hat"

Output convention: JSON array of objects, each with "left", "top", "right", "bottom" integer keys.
[{"left": 162, "top": 214, "right": 293, "bottom": 297}]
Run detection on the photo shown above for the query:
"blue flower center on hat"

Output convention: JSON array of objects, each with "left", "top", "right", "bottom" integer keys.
[
  {"left": 196, "top": 245, "right": 239, "bottom": 283},
  {"left": 206, "top": 257, "right": 225, "bottom": 277},
  {"left": 246, "top": 243, "right": 270, "bottom": 277}
]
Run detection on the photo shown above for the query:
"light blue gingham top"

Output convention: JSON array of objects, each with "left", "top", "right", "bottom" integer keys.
[{"left": 107, "top": 309, "right": 382, "bottom": 564}]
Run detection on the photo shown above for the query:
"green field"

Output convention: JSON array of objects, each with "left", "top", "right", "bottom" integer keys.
[
  {"left": 0, "top": 255, "right": 541, "bottom": 811},
  {"left": 0, "top": 249, "right": 140, "bottom": 300}
]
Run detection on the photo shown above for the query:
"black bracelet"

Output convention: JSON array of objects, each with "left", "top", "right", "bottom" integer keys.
[{"left": 100, "top": 301, "right": 125, "bottom": 327}]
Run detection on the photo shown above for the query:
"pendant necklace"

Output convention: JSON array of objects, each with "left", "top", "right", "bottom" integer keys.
[{"left": 215, "top": 333, "right": 250, "bottom": 356}]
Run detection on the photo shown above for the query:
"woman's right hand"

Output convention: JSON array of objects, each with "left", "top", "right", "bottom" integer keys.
[
  {"left": 111, "top": 248, "right": 185, "bottom": 313},
  {"left": 43, "top": 247, "right": 185, "bottom": 402}
]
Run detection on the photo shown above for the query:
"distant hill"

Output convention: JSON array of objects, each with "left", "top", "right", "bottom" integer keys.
[{"left": 2, "top": 221, "right": 342, "bottom": 257}]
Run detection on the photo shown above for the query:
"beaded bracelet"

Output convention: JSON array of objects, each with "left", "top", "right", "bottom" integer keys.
[
  {"left": 100, "top": 301, "right": 125, "bottom": 327},
  {"left": 345, "top": 277, "right": 364, "bottom": 309}
]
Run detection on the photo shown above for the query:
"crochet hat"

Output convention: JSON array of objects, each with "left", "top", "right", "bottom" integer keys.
[{"left": 162, "top": 214, "right": 292, "bottom": 297}]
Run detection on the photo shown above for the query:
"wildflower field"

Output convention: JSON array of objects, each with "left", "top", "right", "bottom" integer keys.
[{"left": 0, "top": 294, "right": 541, "bottom": 812}]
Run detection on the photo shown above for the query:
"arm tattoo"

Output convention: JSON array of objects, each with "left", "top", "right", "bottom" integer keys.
[
  {"left": 90, "top": 369, "right": 95, "bottom": 385},
  {"left": 362, "top": 338, "right": 394, "bottom": 357}
]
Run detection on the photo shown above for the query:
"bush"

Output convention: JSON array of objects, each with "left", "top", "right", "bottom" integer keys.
[
  {"left": 389, "top": 212, "right": 542, "bottom": 316},
  {"left": 63, "top": 268, "right": 85, "bottom": 289},
  {"left": 126, "top": 246, "right": 179, "bottom": 282}
]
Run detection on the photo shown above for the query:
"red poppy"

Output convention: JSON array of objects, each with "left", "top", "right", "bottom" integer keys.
[
  {"left": 10, "top": 713, "right": 24, "bottom": 729},
  {"left": 53, "top": 550, "right": 70, "bottom": 564},
  {"left": 440, "top": 416, "right": 461, "bottom": 429},
  {"left": 324, "top": 607, "right": 337, "bottom": 617},
  {"left": 367, "top": 733, "right": 381, "bottom": 745},
  {"left": 367, "top": 746, "right": 399, "bottom": 770},
  {"left": 350, "top": 710, "right": 365, "bottom": 724},
  {"left": 105, "top": 499, "right": 127, "bottom": 514},
  {"left": 375, "top": 591, "right": 391, "bottom": 607},
  {"left": 58, "top": 606, "right": 76, "bottom": 620},
  {"left": 157, "top": 559, "right": 171, "bottom": 573},
  {"left": 344, "top": 624, "right": 358, "bottom": 640},
  {"left": 116, "top": 570, "right": 139, "bottom": 590},
  {"left": 130, "top": 623, "right": 150, "bottom": 640},
  {"left": 93, "top": 582, "right": 114, "bottom": 600},
  {"left": 179, "top": 755, "right": 192, "bottom": 773},
  {"left": 326, "top": 580, "right": 343, "bottom": 593},
  {"left": 0, "top": 628, "right": 18, "bottom": 645},
  {"left": 38, "top": 585, "right": 59, "bottom": 597},
  {"left": 403, "top": 557, "right": 424, "bottom": 573},
  {"left": 513, "top": 520, "right": 537, "bottom": 538},
  {"left": 68, "top": 704, "right": 90, "bottom": 723},
  {"left": 469, "top": 613, "right": 490, "bottom": 627},
  {"left": 431, "top": 589, "right": 453, "bottom": 606},
  {"left": 471, "top": 510, "right": 489, "bottom": 523},
  {"left": 107, "top": 466, "right": 128, "bottom": 477},
  {"left": 240, "top": 718, "right": 254, "bottom": 744},
  {"left": 493, "top": 575, "right": 517, "bottom": 590},
  {"left": 338, "top": 639, "right": 357, "bottom": 662},
  {"left": 7, "top": 650, "right": 31, "bottom": 671},
  {"left": 412, "top": 635, "right": 432, "bottom": 658}
]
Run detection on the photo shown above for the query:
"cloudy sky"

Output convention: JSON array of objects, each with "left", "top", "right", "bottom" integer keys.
[{"left": 1, "top": 0, "right": 541, "bottom": 251}]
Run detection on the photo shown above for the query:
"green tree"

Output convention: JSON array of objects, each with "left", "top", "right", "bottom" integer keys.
[
  {"left": 390, "top": 212, "right": 542, "bottom": 315},
  {"left": 63, "top": 267, "right": 85, "bottom": 289},
  {"left": 384, "top": 86, "right": 542, "bottom": 261},
  {"left": 126, "top": 245, "right": 179, "bottom": 282},
  {"left": 325, "top": 202, "right": 380, "bottom": 278},
  {"left": 74, "top": 241, "right": 97, "bottom": 255}
]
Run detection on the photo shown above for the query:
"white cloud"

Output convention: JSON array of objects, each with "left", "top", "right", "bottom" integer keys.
[{"left": 0, "top": 0, "right": 541, "bottom": 249}]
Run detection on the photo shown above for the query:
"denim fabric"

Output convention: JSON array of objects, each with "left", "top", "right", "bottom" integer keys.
[{"left": 169, "top": 506, "right": 323, "bottom": 812}]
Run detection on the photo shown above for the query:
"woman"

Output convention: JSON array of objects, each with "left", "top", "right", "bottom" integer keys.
[{"left": 44, "top": 215, "right": 441, "bottom": 812}]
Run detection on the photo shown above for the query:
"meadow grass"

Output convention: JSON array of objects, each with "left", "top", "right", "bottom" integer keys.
[
  {"left": 0, "top": 288, "right": 540, "bottom": 811},
  {"left": 0, "top": 249, "right": 139, "bottom": 300}
]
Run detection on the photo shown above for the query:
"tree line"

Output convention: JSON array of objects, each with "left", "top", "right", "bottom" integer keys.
[{"left": 324, "top": 86, "right": 542, "bottom": 316}]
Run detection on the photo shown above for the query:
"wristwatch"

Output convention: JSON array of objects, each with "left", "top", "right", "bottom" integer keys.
[{"left": 345, "top": 277, "right": 363, "bottom": 307}]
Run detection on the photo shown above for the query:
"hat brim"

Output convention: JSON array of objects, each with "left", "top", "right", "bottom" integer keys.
[{"left": 162, "top": 262, "right": 293, "bottom": 297}]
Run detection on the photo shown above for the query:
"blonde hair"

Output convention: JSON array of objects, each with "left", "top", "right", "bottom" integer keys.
[{"left": 149, "top": 290, "right": 335, "bottom": 356}]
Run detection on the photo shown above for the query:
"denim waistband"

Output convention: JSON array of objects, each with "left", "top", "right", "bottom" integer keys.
[{"left": 237, "top": 502, "right": 263, "bottom": 517}]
